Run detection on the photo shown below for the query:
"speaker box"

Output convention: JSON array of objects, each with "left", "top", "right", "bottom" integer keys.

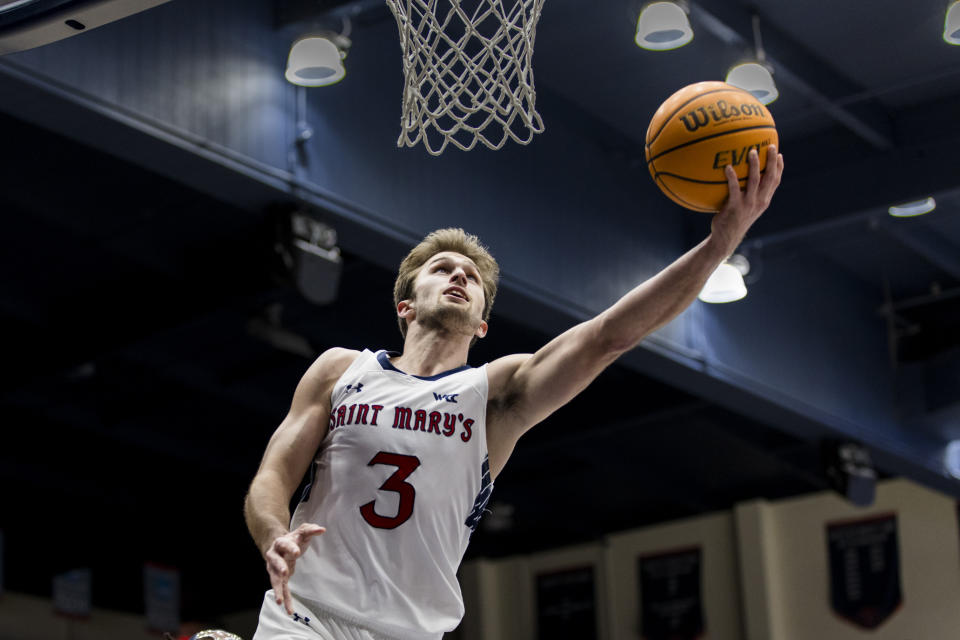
[
  {"left": 822, "top": 439, "right": 877, "bottom": 507},
  {"left": 291, "top": 238, "right": 341, "bottom": 306}
]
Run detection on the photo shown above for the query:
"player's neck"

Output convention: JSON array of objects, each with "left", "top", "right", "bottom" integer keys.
[{"left": 394, "top": 327, "right": 471, "bottom": 377}]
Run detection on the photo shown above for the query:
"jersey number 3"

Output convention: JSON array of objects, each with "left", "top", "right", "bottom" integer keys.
[{"left": 360, "top": 452, "right": 421, "bottom": 529}]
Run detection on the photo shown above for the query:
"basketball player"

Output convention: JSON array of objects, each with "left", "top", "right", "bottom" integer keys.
[{"left": 245, "top": 146, "right": 784, "bottom": 639}]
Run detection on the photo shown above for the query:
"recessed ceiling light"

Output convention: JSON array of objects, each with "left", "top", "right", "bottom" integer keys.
[
  {"left": 945, "top": 1, "right": 960, "bottom": 45},
  {"left": 699, "top": 260, "right": 747, "bottom": 303},
  {"left": 725, "top": 63, "right": 779, "bottom": 105},
  {"left": 635, "top": 2, "right": 693, "bottom": 51},
  {"left": 888, "top": 197, "right": 936, "bottom": 217},
  {"left": 945, "top": 440, "right": 960, "bottom": 479},
  {"left": 286, "top": 35, "right": 349, "bottom": 87}
]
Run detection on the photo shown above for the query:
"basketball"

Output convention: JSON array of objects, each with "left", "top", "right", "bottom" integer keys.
[{"left": 645, "top": 81, "right": 778, "bottom": 212}]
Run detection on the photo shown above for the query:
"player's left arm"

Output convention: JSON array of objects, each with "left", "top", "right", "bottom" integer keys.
[{"left": 486, "top": 146, "right": 783, "bottom": 475}]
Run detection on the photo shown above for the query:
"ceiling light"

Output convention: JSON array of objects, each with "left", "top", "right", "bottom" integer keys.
[
  {"left": 725, "top": 15, "right": 778, "bottom": 104},
  {"left": 286, "top": 34, "right": 349, "bottom": 87},
  {"left": 635, "top": 2, "right": 693, "bottom": 51},
  {"left": 946, "top": 440, "right": 960, "bottom": 479},
  {"left": 699, "top": 258, "right": 748, "bottom": 303},
  {"left": 945, "top": 1, "right": 960, "bottom": 45},
  {"left": 725, "top": 62, "right": 778, "bottom": 104},
  {"left": 888, "top": 197, "right": 936, "bottom": 217}
]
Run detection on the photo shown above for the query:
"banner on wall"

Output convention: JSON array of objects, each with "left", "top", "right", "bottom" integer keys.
[
  {"left": 535, "top": 565, "right": 597, "bottom": 640},
  {"left": 637, "top": 546, "right": 704, "bottom": 640},
  {"left": 144, "top": 563, "right": 180, "bottom": 633},
  {"left": 826, "top": 512, "right": 902, "bottom": 629},
  {"left": 52, "top": 568, "right": 92, "bottom": 618}
]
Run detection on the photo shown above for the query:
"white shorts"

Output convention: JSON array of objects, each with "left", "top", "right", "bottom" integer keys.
[{"left": 252, "top": 590, "right": 397, "bottom": 640}]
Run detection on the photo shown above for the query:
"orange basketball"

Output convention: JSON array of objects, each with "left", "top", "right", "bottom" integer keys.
[{"left": 645, "top": 81, "right": 778, "bottom": 212}]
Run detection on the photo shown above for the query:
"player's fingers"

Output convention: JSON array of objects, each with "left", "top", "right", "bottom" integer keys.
[
  {"left": 745, "top": 148, "right": 761, "bottom": 198},
  {"left": 283, "top": 581, "right": 294, "bottom": 615},
  {"left": 723, "top": 164, "right": 741, "bottom": 211},
  {"left": 766, "top": 144, "right": 779, "bottom": 174},
  {"left": 267, "top": 555, "right": 294, "bottom": 612},
  {"left": 271, "top": 574, "right": 284, "bottom": 606},
  {"left": 269, "top": 546, "right": 295, "bottom": 576},
  {"left": 267, "top": 551, "right": 287, "bottom": 579},
  {"left": 268, "top": 560, "right": 287, "bottom": 606},
  {"left": 759, "top": 145, "right": 781, "bottom": 188},
  {"left": 293, "top": 524, "right": 326, "bottom": 544},
  {"left": 718, "top": 164, "right": 743, "bottom": 213},
  {"left": 758, "top": 150, "right": 784, "bottom": 206},
  {"left": 276, "top": 538, "right": 302, "bottom": 560}
]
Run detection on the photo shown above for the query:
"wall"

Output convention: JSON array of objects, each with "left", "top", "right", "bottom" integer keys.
[
  {"left": 0, "top": 592, "right": 161, "bottom": 640},
  {"left": 459, "top": 478, "right": 960, "bottom": 639},
  {"left": 605, "top": 513, "right": 742, "bottom": 640},
  {"left": 0, "top": 591, "right": 259, "bottom": 640},
  {"left": 743, "top": 478, "right": 960, "bottom": 640}
]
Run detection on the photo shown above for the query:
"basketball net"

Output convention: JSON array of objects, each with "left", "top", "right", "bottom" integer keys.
[{"left": 386, "top": 0, "right": 545, "bottom": 155}]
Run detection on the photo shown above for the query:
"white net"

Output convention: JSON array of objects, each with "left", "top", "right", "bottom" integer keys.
[{"left": 386, "top": 0, "right": 546, "bottom": 155}]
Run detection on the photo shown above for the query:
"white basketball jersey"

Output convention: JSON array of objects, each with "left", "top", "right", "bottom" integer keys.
[{"left": 287, "top": 349, "right": 493, "bottom": 640}]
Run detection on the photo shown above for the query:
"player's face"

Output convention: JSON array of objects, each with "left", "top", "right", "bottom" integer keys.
[{"left": 408, "top": 251, "right": 487, "bottom": 337}]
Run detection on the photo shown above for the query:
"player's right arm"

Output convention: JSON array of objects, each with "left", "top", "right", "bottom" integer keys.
[{"left": 243, "top": 347, "right": 360, "bottom": 614}]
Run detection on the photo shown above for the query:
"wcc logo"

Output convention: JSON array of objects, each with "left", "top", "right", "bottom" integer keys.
[{"left": 433, "top": 391, "right": 459, "bottom": 403}]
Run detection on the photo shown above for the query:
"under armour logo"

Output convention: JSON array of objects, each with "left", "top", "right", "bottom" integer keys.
[
  {"left": 291, "top": 613, "right": 311, "bottom": 626},
  {"left": 433, "top": 392, "right": 459, "bottom": 403},
  {"left": 346, "top": 383, "right": 364, "bottom": 393}
]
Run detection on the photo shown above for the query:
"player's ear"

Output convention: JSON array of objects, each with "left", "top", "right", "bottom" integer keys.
[
  {"left": 475, "top": 320, "right": 488, "bottom": 339},
  {"left": 397, "top": 299, "right": 415, "bottom": 321}
]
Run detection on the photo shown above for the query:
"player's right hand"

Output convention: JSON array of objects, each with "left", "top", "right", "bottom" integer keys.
[
  {"left": 264, "top": 523, "right": 326, "bottom": 614},
  {"left": 711, "top": 144, "right": 783, "bottom": 254}
]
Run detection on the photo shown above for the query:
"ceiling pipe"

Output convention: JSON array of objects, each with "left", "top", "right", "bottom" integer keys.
[{"left": 691, "top": 1, "right": 893, "bottom": 150}]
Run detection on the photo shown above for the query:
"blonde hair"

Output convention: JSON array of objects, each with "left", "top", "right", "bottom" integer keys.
[{"left": 393, "top": 228, "right": 500, "bottom": 339}]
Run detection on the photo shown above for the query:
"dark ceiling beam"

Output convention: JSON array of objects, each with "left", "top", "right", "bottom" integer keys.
[
  {"left": 120, "top": 347, "right": 291, "bottom": 420},
  {"left": 6, "top": 387, "right": 249, "bottom": 475},
  {"left": 0, "top": 292, "right": 47, "bottom": 327},
  {"left": 522, "top": 401, "right": 710, "bottom": 453},
  {"left": 879, "top": 221, "right": 960, "bottom": 281},
  {"left": 691, "top": 1, "right": 894, "bottom": 150},
  {"left": 741, "top": 185, "right": 960, "bottom": 254},
  {"left": 923, "top": 350, "right": 960, "bottom": 418},
  {"left": 744, "top": 96, "right": 960, "bottom": 240},
  {"left": 0, "top": 268, "right": 275, "bottom": 396},
  {"left": 0, "top": 57, "right": 290, "bottom": 213},
  {"left": 703, "top": 417, "right": 828, "bottom": 491},
  {"left": 0, "top": 57, "right": 421, "bottom": 272},
  {"left": 0, "top": 296, "right": 292, "bottom": 419},
  {"left": 0, "top": 455, "right": 139, "bottom": 508},
  {"left": 273, "top": 0, "right": 385, "bottom": 28},
  {"left": 514, "top": 404, "right": 718, "bottom": 514}
]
